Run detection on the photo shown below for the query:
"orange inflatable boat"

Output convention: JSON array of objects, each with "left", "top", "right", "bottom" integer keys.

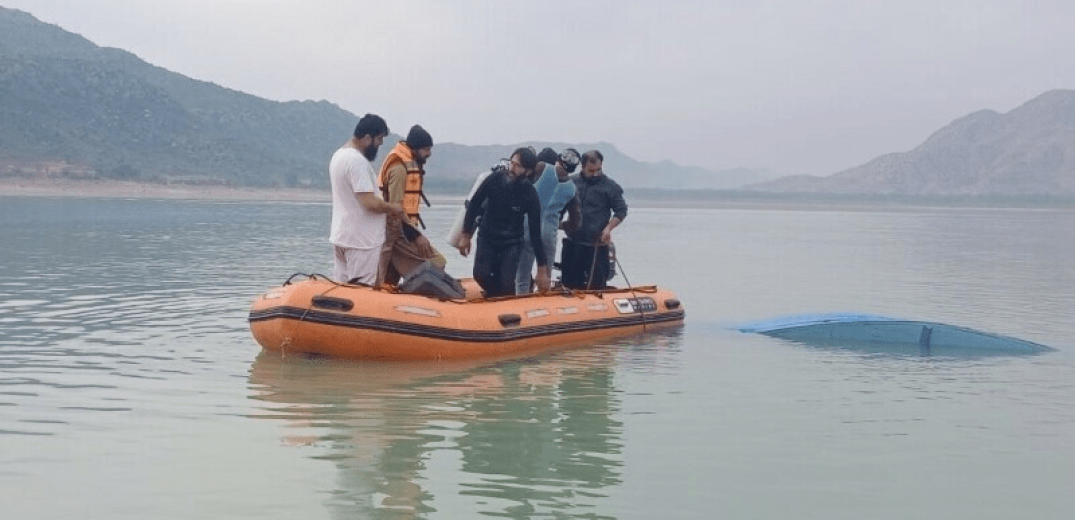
[{"left": 248, "top": 274, "right": 685, "bottom": 361}]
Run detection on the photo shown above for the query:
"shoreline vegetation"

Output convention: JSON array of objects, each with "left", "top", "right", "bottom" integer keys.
[{"left": 3, "top": 177, "right": 1074, "bottom": 211}]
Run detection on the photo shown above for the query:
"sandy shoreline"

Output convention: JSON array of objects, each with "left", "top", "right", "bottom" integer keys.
[
  {"left": 0, "top": 178, "right": 822, "bottom": 210},
  {"left": 0, "top": 178, "right": 480, "bottom": 206},
  {"left": 4, "top": 177, "right": 1071, "bottom": 212},
  {"left": 0, "top": 177, "right": 333, "bottom": 202}
]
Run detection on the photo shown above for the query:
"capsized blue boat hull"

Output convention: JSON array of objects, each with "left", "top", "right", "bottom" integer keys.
[{"left": 739, "top": 314, "right": 1053, "bottom": 354}]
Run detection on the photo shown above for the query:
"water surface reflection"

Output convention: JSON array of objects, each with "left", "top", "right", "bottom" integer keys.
[{"left": 247, "top": 339, "right": 670, "bottom": 518}]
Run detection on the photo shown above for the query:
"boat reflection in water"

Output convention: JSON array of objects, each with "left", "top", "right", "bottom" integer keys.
[{"left": 246, "top": 330, "right": 682, "bottom": 517}]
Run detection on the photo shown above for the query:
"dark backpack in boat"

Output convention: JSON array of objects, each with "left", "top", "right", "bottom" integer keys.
[{"left": 398, "top": 260, "right": 466, "bottom": 300}]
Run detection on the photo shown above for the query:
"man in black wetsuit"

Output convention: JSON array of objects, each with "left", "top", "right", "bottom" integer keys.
[{"left": 456, "top": 147, "right": 551, "bottom": 297}]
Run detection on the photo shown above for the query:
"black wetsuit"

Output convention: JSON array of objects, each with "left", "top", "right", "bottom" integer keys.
[{"left": 463, "top": 171, "right": 546, "bottom": 297}]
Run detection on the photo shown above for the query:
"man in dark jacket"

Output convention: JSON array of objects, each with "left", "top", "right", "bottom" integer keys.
[
  {"left": 456, "top": 147, "right": 551, "bottom": 297},
  {"left": 561, "top": 150, "right": 627, "bottom": 290}
]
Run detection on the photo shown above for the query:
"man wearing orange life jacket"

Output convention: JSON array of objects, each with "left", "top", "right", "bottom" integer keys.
[{"left": 376, "top": 124, "right": 447, "bottom": 285}]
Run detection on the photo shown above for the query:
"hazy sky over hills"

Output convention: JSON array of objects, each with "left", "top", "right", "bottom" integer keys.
[{"left": 6, "top": 0, "right": 1074, "bottom": 177}]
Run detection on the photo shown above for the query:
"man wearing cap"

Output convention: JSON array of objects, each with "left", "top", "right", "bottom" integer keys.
[
  {"left": 329, "top": 113, "right": 405, "bottom": 285},
  {"left": 514, "top": 147, "right": 582, "bottom": 294},
  {"left": 376, "top": 124, "right": 446, "bottom": 285}
]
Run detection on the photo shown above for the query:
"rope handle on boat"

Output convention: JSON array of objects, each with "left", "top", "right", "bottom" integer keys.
[
  {"left": 284, "top": 272, "right": 335, "bottom": 285},
  {"left": 284, "top": 272, "right": 379, "bottom": 289},
  {"left": 284, "top": 272, "right": 311, "bottom": 285}
]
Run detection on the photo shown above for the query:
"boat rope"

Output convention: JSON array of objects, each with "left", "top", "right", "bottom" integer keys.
[
  {"left": 284, "top": 273, "right": 341, "bottom": 335},
  {"left": 585, "top": 244, "right": 600, "bottom": 291},
  {"left": 578, "top": 245, "right": 650, "bottom": 331},
  {"left": 280, "top": 336, "right": 292, "bottom": 359},
  {"left": 284, "top": 272, "right": 309, "bottom": 285},
  {"left": 614, "top": 253, "right": 649, "bottom": 332}
]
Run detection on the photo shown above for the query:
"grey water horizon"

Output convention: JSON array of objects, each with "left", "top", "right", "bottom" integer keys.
[{"left": 2, "top": 196, "right": 1073, "bottom": 519}]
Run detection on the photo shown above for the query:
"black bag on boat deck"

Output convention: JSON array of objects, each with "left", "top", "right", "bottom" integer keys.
[{"left": 398, "top": 260, "right": 466, "bottom": 300}]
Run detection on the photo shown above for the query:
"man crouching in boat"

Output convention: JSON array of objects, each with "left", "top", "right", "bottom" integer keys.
[
  {"left": 456, "top": 147, "right": 550, "bottom": 297},
  {"left": 376, "top": 124, "right": 447, "bottom": 286},
  {"left": 328, "top": 114, "right": 406, "bottom": 285}
]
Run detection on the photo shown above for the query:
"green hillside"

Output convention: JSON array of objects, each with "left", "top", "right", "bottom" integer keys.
[{"left": 0, "top": 6, "right": 358, "bottom": 187}]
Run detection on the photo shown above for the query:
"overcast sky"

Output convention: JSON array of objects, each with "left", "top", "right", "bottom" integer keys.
[{"left": 6, "top": 0, "right": 1075, "bottom": 176}]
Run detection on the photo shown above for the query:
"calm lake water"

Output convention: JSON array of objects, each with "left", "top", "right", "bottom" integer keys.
[{"left": 2, "top": 196, "right": 1074, "bottom": 519}]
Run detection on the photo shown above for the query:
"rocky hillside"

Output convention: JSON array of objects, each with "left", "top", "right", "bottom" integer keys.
[{"left": 747, "top": 90, "right": 1075, "bottom": 196}]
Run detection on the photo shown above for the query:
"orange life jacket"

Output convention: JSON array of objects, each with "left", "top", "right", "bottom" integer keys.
[{"left": 378, "top": 141, "right": 427, "bottom": 229}]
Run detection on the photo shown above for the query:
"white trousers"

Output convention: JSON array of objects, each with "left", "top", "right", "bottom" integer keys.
[{"left": 333, "top": 245, "right": 381, "bottom": 285}]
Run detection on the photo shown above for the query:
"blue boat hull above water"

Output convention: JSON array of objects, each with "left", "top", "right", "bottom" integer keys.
[{"left": 739, "top": 314, "right": 1053, "bottom": 355}]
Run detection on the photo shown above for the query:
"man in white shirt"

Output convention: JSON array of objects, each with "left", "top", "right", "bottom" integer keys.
[{"left": 329, "top": 113, "right": 405, "bottom": 284}]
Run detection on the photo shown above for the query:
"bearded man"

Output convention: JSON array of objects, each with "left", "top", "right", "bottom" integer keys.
[
  {"left": 456, "top": 147, "right": 550, "bottom": 297},
  {"left": 560, "top": 150, "right": 627, "bottom": 290},
  {"left": 328, "top": 113, "right": 405, "bottom": 285},
  {"left": 376, "top": 124, "right": 447, "bottom": 285}
]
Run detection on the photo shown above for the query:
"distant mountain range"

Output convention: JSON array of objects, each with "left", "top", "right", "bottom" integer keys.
[
  {"left": 4, "top": 6, "right": 1073, "bottom": 199},
  {"left": 746, "top": 89, "right": 1075, "bottom": 196},
  {"left": 429, "top": 142, "right": 778, "bottom": 190},
  {"left": 0, "top": 6, "right": 770, "bottom": 191}
]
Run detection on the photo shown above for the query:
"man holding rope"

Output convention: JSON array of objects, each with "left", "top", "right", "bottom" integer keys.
[{"left": 560, "top": 150, "right": 627, "bottom": 290}]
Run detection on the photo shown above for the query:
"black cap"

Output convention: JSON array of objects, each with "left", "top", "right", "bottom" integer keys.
[
  {"left": 537, "top": 147, "right": 558, "bottom": 164},
  {"left": 406, "top": 125, "right": 433, "bottom": 149}
]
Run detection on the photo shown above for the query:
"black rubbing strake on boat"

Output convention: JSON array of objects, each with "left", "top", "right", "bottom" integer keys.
[{"left": 248, "top": 306, "right": 684, "bottom": 342}]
